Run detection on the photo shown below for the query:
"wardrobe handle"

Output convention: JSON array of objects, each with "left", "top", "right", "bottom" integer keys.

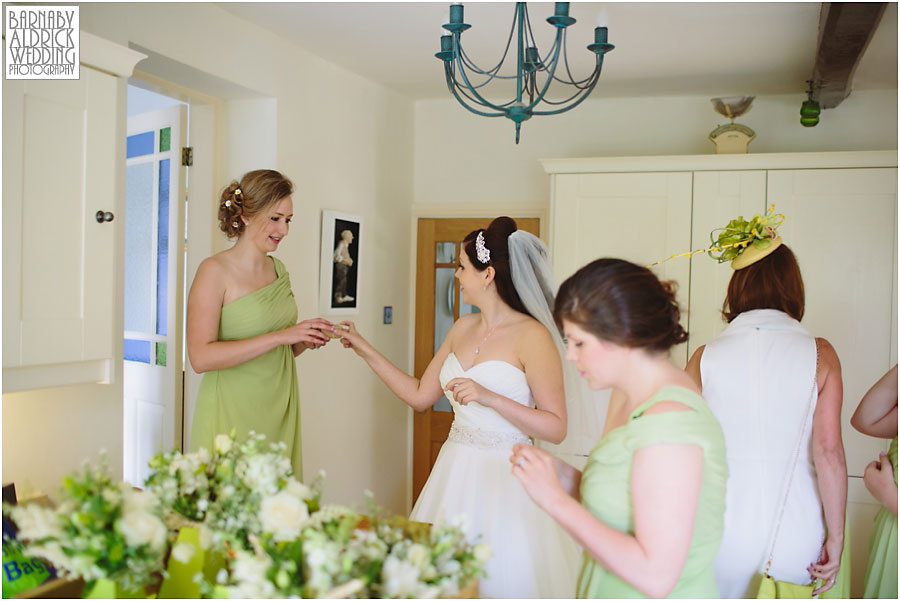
[{"left": 95, "top": 210, "right": 114, "bottom": 223}]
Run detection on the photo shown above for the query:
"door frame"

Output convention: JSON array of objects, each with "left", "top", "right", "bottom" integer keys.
[
  {"left": 126, "top": 73, "right": 222, "bottom": 451},
  {"left": 405, "top": 203, "right": 547, "bottom": 511}
]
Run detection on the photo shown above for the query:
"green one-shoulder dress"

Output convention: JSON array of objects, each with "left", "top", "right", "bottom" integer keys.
[
  {"left": 190, "top": 256, "right": 302, "bottom": 478},
  {"left": 577, "top": 386, "right": 728, "bottom": 598},
  {"left": 863, "top": 436, "right": 898, "bottom": 598}
]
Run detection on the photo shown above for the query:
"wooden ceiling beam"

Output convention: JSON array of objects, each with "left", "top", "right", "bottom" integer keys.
[{"left": 813, "top": 2, "right": 887, "bottom": 108}]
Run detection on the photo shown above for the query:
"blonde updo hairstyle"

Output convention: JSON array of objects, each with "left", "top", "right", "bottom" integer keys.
[{"left": 218, "top": 169, "right": 293, "bottom": 239}]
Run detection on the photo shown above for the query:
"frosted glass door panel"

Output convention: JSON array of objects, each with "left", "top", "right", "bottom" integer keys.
[
  {"left": 124, "top": 162, "right": 155, "bottom": 333},
  {"left": 768, "top": 167, "right": 897, "bottom": 478}
]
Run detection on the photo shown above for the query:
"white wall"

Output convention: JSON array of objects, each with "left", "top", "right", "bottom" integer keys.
[
  {"left": 414, "top": 89, "right": 898, "bottom": 206},
  {"left": 3, "top": 3, "right": 414, "bottom": 515}
]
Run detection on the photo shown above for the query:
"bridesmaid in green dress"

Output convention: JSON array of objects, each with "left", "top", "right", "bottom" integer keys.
[
  {"left": 186, "top": 170, "right": 335, "bottom": 478},
  {"left": 851, "top": 364, "right": 898, "bottom": 598},
  {"left": 511, "top": 258, "right": 727, "bottom": 598}
]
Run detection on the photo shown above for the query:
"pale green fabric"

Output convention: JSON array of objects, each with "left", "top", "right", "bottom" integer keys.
[
  {"left": 190, "top": 256, "right": 302, "bottom": 478},
  {"left": 576, "top": 386, "right": 727, "bottom": 598},
  {"left": 863, "top": 436, "right": 898, "bottom": 598}
]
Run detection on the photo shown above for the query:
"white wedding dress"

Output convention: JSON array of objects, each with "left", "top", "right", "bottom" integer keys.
[{"left": 410, "top": 352, "right": 582, "bottom": 598}]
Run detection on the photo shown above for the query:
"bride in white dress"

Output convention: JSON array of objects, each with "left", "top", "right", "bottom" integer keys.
[{"left": 338, "top": 217, "right": 582, "bottom": 598}]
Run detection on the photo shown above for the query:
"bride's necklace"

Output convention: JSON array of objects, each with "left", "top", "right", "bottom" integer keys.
[{"left": 473, "top": 315, "right": 506, "bottom": 356}]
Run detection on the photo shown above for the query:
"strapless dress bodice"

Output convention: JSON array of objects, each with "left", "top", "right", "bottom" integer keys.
[{"left": 439, "top": 352, "right": 533, "bottom": 449}]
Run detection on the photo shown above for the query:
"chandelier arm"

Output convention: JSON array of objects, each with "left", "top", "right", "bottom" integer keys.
[
  {"left": 535, "top": 75, "right": 598, "bottom": 106},
  {"left": 453, "top": 50, "right": 514, "bottom": 111},
  {"left": 515, "top": 2, "right": 526, "bottom": 104},
  {"left": 458, "top": 48, "right": 508, "bottom": 78},
  {"left": 446, "top": 75, "right": 508, "bottom": 118},
  {"left": 457, "top": 5, "right": 519, "bottom": 77},
  {"left": 531, "top": 71, "right": 602, "bottom": 116},
  {"left": 521, "top": 27, "right": 566, "bottom": 111},
  {"left": 453, "top": 77, "right": 519, "bottom": 109}
]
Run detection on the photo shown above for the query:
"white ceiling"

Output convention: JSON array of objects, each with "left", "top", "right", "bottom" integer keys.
[{"left": 217, "top": 2, "right": 897, "bottom": 101}]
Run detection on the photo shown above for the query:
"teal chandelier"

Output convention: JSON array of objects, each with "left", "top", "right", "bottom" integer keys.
[{"left": 436, "top": 2, "right": 614, "bottom": 143}]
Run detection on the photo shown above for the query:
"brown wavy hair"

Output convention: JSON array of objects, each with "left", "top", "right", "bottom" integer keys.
[
  {"left": 217, "top": 169, "right": 293, "bottom": 239},
  {"left": 554, "top": 258, "right": 688, "bottom": 352},
  {"left": 723, "top": 244, "right": 805, "bottom": 322}
]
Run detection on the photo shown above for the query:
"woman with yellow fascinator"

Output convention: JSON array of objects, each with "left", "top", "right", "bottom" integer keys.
[{"left": 684, "top": 209, "right": 849, "bottom": 598}]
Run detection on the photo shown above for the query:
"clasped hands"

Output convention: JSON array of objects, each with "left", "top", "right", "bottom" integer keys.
[{"left": 290, "top": 318, "right": 348, "bottom": 350}]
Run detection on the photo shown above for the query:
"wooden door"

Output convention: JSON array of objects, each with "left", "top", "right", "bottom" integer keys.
[{"left": 412, "top": 217, "right": 539, "bottom": 503}]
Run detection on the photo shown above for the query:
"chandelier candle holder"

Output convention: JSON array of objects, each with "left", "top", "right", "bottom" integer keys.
[{"left": 436, "top": 2, "right": 614, "bottom": 143}]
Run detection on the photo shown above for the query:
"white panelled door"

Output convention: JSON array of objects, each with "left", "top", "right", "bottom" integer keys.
[
  {"left": 768, "top": 167, "right": 898, "bottom": 477},
  {"left": 688, "top": 171, "right": 767, "bottom": 356},
  {"left": 2, "top": 68, "right": 117, "bottom": 388},
  {"left": 551, "top": 171, "right": 693, "bottom": 366},
  {"left": 123, "top": 106, "right": 187, "bottom": 487}
]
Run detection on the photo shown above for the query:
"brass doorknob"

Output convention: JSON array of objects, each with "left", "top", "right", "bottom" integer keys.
[{"left": 95, "top": 211, "right": 114, "bottom": 223}]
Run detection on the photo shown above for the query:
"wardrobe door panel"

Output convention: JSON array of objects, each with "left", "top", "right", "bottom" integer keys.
[
  {"left": 551, "top": 171, "right": 692, "bottom": 366},
  {"left": 768, "top": 168, "right": 897, "bottom": 478},
  {"left": 688, "top": 171, "right": 767, "bottom": 356}
]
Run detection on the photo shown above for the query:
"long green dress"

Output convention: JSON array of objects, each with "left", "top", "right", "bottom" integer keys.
[
  {"left": 863, "top": 436, "right": 898, "bottom": 598},
  {"left": 190, "top": 256, "right": 302, "bottom": 478},
  {"left": 577, "top": 386, "right": 728, "bottom": 598}
]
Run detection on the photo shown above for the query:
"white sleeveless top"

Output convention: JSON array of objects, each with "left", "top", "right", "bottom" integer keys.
[{"left": 700, "top": 309, "right": 823, "bottom": 597}]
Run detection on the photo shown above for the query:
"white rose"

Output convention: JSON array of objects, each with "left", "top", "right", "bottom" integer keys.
[
  {"left": 259, "top": 491, "right": 309, "bottom": 542},
  {"left": 195, "top": 447, "right": 211, "bottom": 464},
  {"left": 171, "top": 541, "right": 195, "bottom": 564},
  {"left": 406, "top": 543, "right": 430, "bottom": 571},
  {"left": 121, "top": 486, "right": 158, "bottom": 514},
  {"left": 382, "top": 555, "right": 421, "bottom": 598},
  {"left": 213, "top": 434, "right": 232, "bottom": 454},
  {"left": 283, "top": 478, "right": 312, "bottom": 501},
  {"left": 116, "top": 510, "right": 167, "bottom": 552},
  {"left": 473, "top": 543, "right": 492, "bottom": 563},
  {"left": 10, "top": 504, "right": 63, "bottom": 541}
]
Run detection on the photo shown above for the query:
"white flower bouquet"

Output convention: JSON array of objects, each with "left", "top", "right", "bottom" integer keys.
[
  {"left": 3, "top": 456, "right": 168, "bottom": 595},
  {"left": 6, "top": 431, "right": 490, "bottom": 599},
  {"left": 144, "top": 430, "right": 317, "bottom": 554},
  {"left": 223, "top": 496, "right": 490, "bottom": 598}
]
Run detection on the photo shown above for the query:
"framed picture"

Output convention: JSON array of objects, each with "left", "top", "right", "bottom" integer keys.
[{"left": 319, "top": 210, "right": 362, "bottom": 315}]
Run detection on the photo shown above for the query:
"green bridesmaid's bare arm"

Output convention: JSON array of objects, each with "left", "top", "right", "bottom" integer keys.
[
  {"left": 186, "top": 257, "right": 331, "bottom": 373},
  {"left": 544, "top": 438, "right": 703, "bottom": 598},
  {"left": 851, "top": 364, "right": 898, "bottom": 439}
]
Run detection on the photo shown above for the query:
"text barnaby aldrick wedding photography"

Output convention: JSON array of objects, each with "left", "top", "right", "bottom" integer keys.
[{"left": 5, "top": 5, "right": 79, "bottom": 79}]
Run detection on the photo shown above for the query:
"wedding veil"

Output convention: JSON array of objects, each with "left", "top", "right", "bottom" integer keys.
[{"left": 507, "top": 230, "right": 603, "bottom": 458}]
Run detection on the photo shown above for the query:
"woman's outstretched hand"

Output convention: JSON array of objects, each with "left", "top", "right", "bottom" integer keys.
[
  {"left": 444, "top": 378, "right": 497, "bottom": 408},
  {"left": 510, "top": 443, "right": 564, "bottom": 511},
  {"left": 285, "top": 317, "right": 334, "bottom": 350},
  {"left": 336, "top": 321, "right": 372, "bottom": 357}
]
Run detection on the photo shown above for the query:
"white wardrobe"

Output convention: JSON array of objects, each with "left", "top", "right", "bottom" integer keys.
[{"left": 543, "top": 151, "right": 897, "bottom": 597}]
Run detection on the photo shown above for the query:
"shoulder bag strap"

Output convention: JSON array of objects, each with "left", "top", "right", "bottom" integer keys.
[{"left": 762, "top": 339, "right": 819, "bottom": 577}]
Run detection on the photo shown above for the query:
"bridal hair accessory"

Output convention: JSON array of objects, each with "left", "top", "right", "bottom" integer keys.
[
  {"left": 232, "top": 221, "right": 240, "bottom": 229},
  {"left": 475, "top": 231, "right": 491, "bottom": 264},
  {"left": 647, "top": 205, "right": 784, "bottom": 270},
  {"left": 224, "top": 188, "right": 243, "bottom": 208}
]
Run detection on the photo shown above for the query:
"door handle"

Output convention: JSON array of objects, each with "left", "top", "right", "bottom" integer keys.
[
  {"left": 95, "top": 210, "right": 114, "bottom": 223},
  {"left": 447, "top": 278, "right": 455, "bottom": 315}
]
